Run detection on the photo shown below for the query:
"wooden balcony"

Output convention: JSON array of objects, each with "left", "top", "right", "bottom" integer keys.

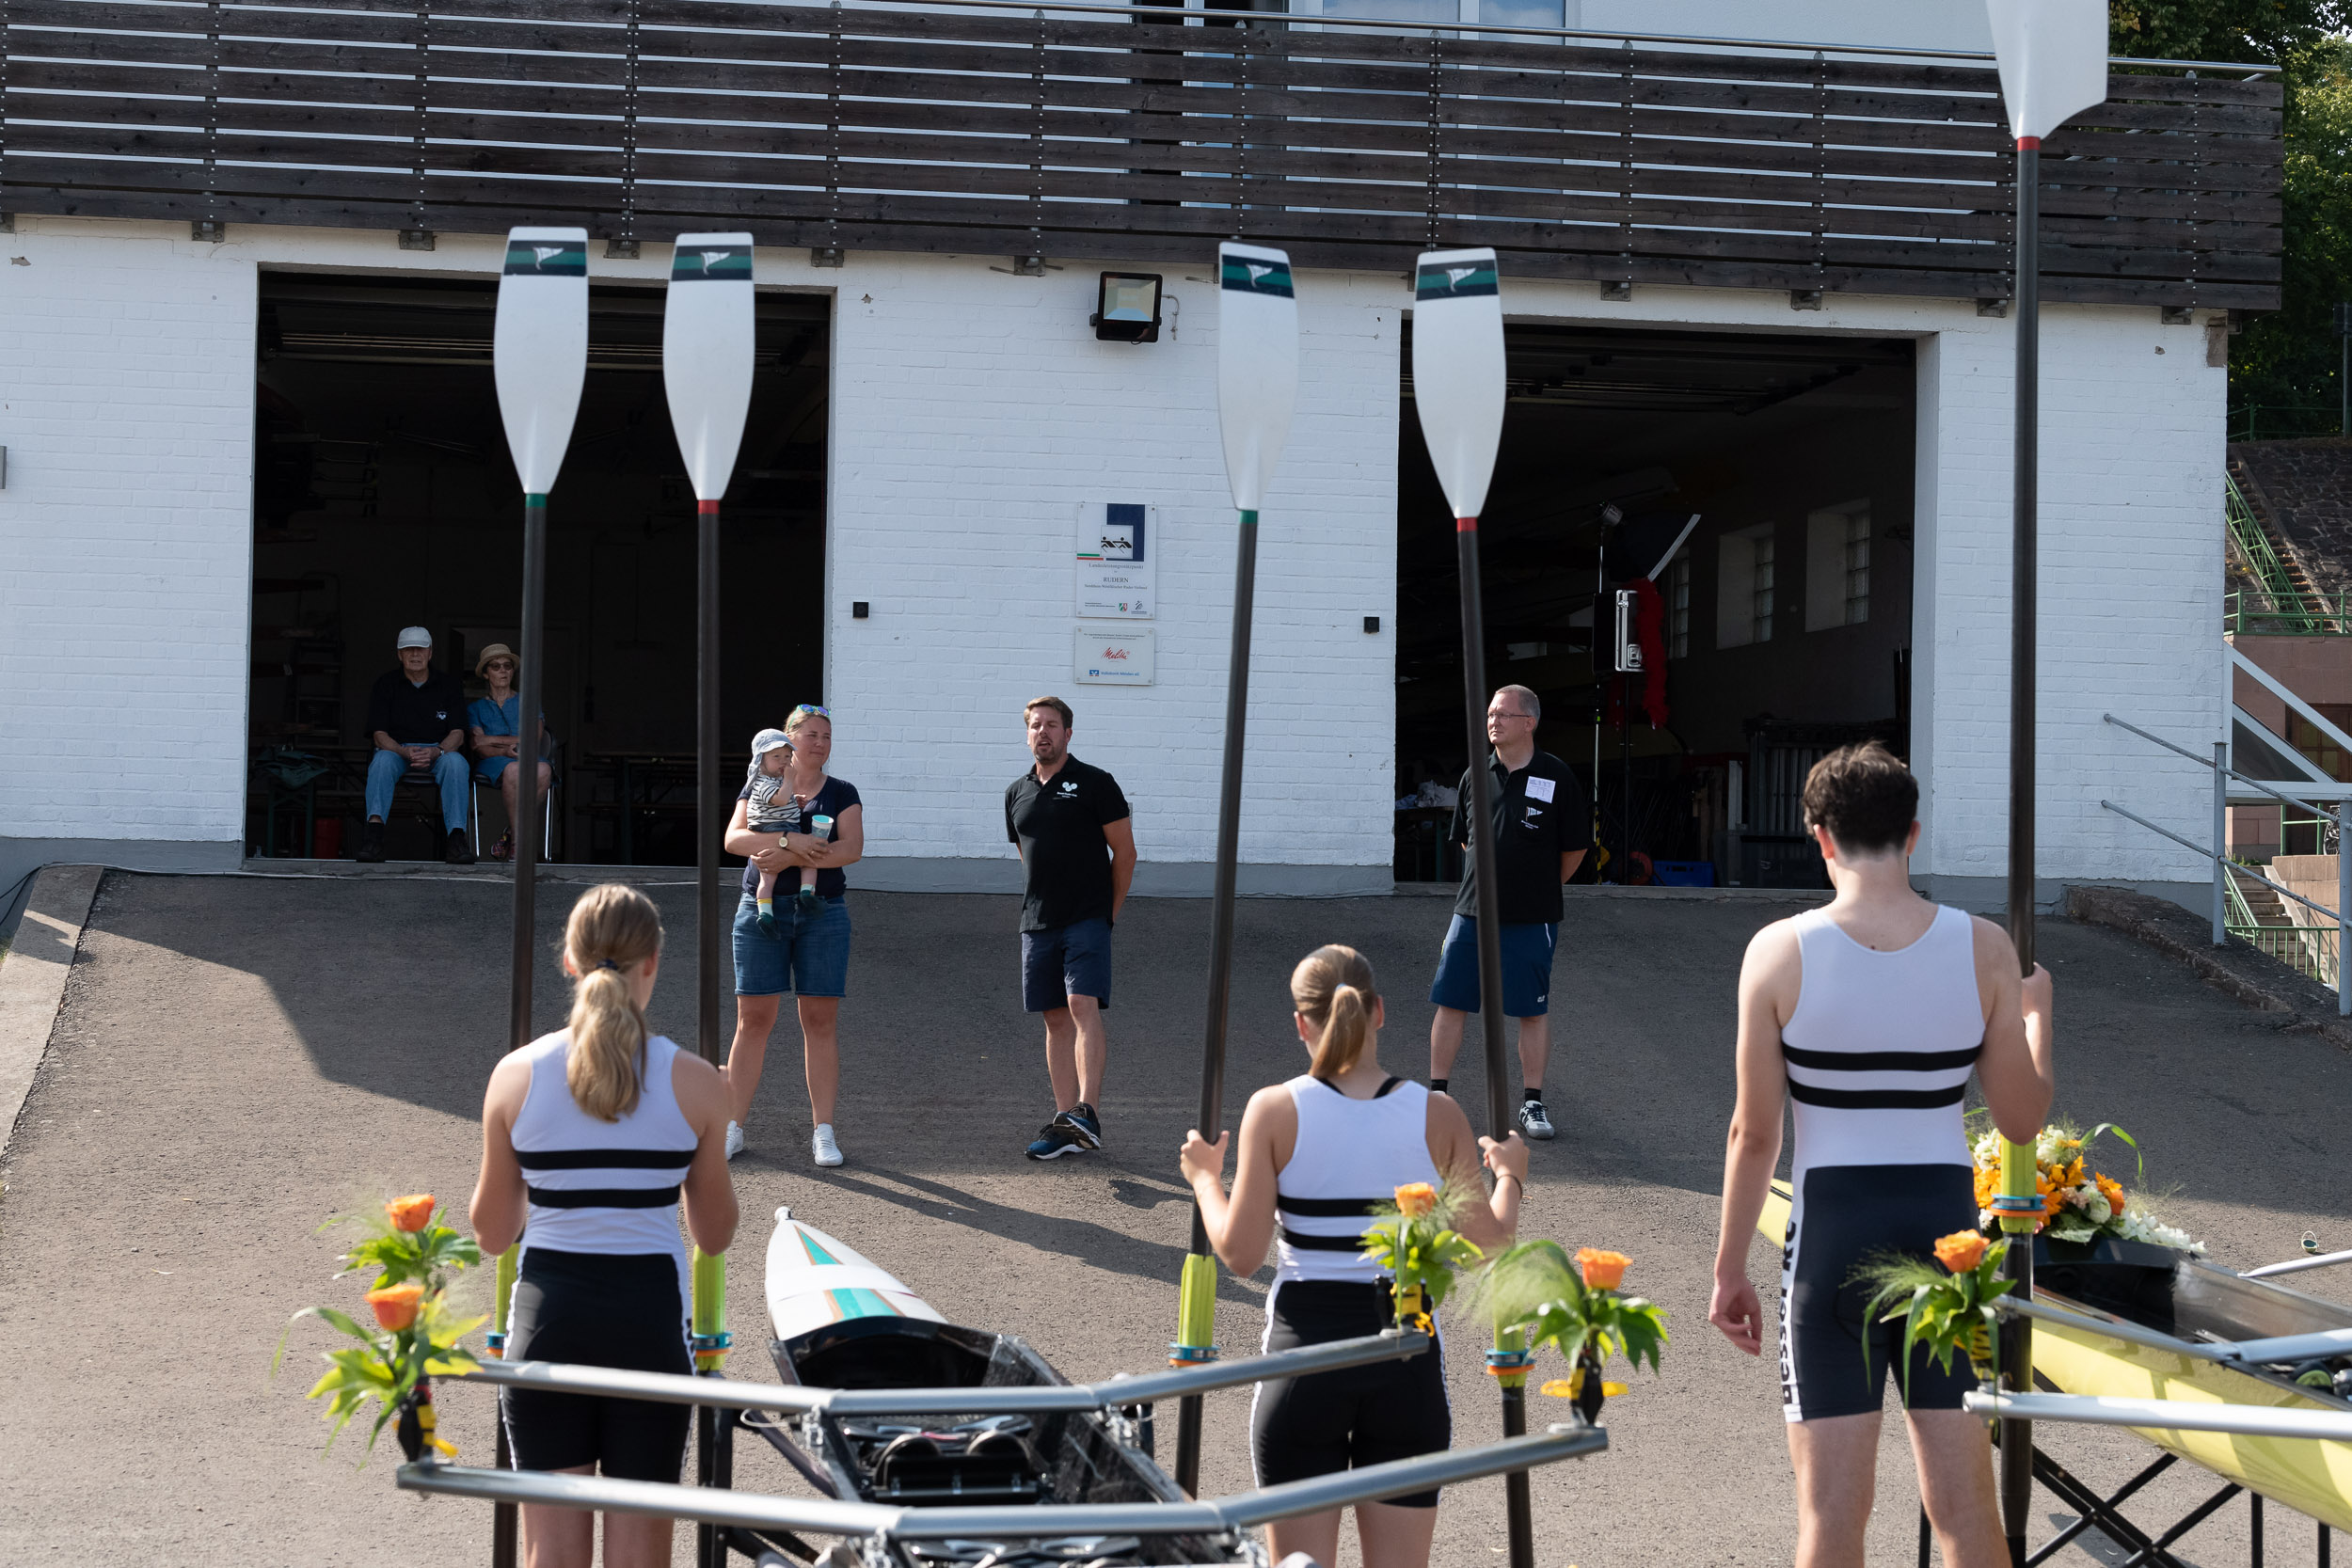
[{"left": 0, "top": 0, "right": 2281, "bottom": 309}]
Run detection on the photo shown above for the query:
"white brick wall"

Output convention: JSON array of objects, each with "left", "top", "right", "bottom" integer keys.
[
  {"left": 0, "top": 227, "right": 258, "bottom": 844},
  {"left": 0, "top": 218, "right": 2223, "bottom": 886}
]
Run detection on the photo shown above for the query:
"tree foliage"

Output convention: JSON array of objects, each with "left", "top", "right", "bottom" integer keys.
[{"left": 2109, "top": 2, "right": 2352, "bottom": 425}]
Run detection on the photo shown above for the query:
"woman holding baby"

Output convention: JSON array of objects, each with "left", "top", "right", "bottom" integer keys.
[{"left": 723, "top": 704, "right": 862, "bottom": 1169}]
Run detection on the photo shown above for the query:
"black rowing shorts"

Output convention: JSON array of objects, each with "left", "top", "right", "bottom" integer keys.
[
  {"left": 1252, "top": 1278, "right": 1451, "bottom": 1507},
  {"left": 1779, "top": 1164, "right": 1980, "bottom": 1423},
  {"left": 501, "top": 1247, "right": 692, "bottom": 1481}
]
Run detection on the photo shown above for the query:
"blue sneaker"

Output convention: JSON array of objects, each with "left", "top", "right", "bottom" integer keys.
[
  {"left": 1025, "top": 1122, "right": 1087, "bottom": 1161},
  {"left": 1053, "top": 1102, "right": 1104, "bottom": 1151}
]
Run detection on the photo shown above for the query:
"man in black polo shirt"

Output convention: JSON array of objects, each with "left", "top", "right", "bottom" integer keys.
[
  {"left": 358, "top": 625, "right": 473, "bottom": 864},
  {"left": 1427, "top": 684, "right": 1586, "bottom": 1140},
  {"left": 1005, "top": 694, "right": 1136, "bottom": 1160}
]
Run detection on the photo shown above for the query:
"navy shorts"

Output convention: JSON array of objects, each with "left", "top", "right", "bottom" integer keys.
[
  {"left": 1427, "top": 914, "right": 1556, "bottom": 1017},
  {"left": 732, "top": 893, "right": 851, "bottom": 997},
  {"left": 501, "top": 1248, "right": 691, "bottom": 1481},
  {"left": 1021, "top": 918, "right": 1112, "bottom": 1013}
]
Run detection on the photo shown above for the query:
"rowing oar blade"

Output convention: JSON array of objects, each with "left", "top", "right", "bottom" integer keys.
[
  {"left": 1170, "top": 241, "right": 1300, "bottom": 1499},
  {"left": 1410, "top": 245, "right": 1534, "bottom": 1568},
  {"left": 489, "top": 222, "right": 589, "bottom": 1568}
]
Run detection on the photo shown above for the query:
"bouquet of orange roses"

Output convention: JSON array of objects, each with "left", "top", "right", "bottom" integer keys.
[
  {"left": 1359, "top": 1180, "right": 1486, "bottom": 1333},
  {"left": 1852, "top": 1230, "right": 2013, "bottom": 1396},
  {"left": 1469, "top": 1243, "right": 1667, "bottom": 1422},
  {"left": 275, "top": 1193, "right": 485, "bottom": 1460}
]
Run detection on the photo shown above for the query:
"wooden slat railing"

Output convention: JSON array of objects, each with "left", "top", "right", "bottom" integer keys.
[{"left": 0, "top": 0, "right": 2280, "bottom": 308}]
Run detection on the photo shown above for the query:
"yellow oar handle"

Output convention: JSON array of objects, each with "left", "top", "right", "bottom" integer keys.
[
  {"left": 488, "top": 1243, "right": 520, "bottom": 1356},
  {"left": 691, "top": 1247, "right": 730, "bottom": 1370},
  {"left": 1171, "top": 1252, "right": 1218, "bottom": 1367},
  {"left": 1992, "top": 1135, "right": 2042, "bottom": 1236}
]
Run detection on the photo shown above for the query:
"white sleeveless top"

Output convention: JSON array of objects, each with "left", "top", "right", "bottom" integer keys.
[
  {"left": 509, "top": 1030, "right": 697, "bottom": 1264},
  {"left": 1273, "top": 1074, "right": 1443, "bottom": 1286},
  {"left": 1781, "top": 904, "right": 1982, "bottom": 1181}
]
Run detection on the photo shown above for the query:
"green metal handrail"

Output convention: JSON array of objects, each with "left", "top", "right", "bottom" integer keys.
[
  {"left": 2223, "top": 863, "right": 2340, "bottom": 984},
  {"left": 2224, "top": 473, "right": 2342, "bottom": 635}
]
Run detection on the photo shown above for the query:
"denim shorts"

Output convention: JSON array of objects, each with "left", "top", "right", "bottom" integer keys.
[
  {"left": 732, "top": 893, "right": 851, "bottom": 998},
  {"left": 1021, "top": 918, "right": 1112, "bottom": 1013},
  {"left": 1427, "top": 914, "right": 1556, "bottom": 1018}
]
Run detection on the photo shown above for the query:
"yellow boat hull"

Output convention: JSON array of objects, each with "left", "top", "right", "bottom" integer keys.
[{"left": 1755, "top": 1181, "right": 2352, "bottom": 1531}]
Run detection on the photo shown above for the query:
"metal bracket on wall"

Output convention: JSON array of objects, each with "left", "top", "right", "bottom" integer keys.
[
  {"left": 0, "top": 214, "right": 13, "bottom": 233},
  {"left": 1978, "top": 297, "right": 2010, "bottom": 317},
  {"left": 606, "top": 237, "right": 641, "bottom": 259},
  {"left": 399, "top": 229, "right": 437, "bottom": 251},
  {"left": 192, "top": 220, "right": 225, "bottom": 242},
  {"left": 1600, "top": 281, "right": 1630, "bottom": 302},
  {"left": 2160, "top": 305, "right": 2193, "bottom": 325},
  {"left": 810, "top": 247, "right": 844, "bottom": 268},
  {"left": 1790, "top": 290, "right": 1823, "bottom": 311},
  {"left": 1013, "top": 256, "right": 1048, "bottom": 277}
]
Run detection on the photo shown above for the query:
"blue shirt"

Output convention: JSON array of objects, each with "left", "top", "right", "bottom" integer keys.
[
  {"left": 468, "top": 694, "right": 536, "bottom": 740},
  {"left": 738, "top": 775, "right": 862, "bottom": 898}
]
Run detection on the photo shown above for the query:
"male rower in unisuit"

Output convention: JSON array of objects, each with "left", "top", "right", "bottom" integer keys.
[
  {"left": 1709, "top": 741, "right": 2055, "bottom": 1568},
  {"left": 1005, "top": 695, "right": 1136, "bottom": 1160}
]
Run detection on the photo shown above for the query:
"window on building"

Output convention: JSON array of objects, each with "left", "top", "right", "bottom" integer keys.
[
  {"left": 1716, "top": 526, "right": 1775, "bottom": 650},
  {"left": 2290, "top": 705, "right": 2352, "bottom": 782},
  {"left": 1668, "top": 552, "right": 1691, "bottom": 659},
  {"left": 1804, "top": 500, "right": 1871, "bottom": 631}
]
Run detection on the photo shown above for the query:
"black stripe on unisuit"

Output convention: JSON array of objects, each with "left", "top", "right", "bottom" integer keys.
[
  {"left": 516, "top": 1148, "right": 696, "bottom": 1171},
  {"left": 1785, "top": 1082, "right": 1968, "bottom": 1110},
  {"left": 1278, "top": 1196, "right": 1386, "bottom": 1218},
  {"left": 1280, "top": 1227, "right": 1372, "bottom": 1252},
  {"left": 528, "top": 1184, "right": 682, "bottom": 1209},
  {"left": 1781, "top": 1044, "right": 1981, "bottom": 1073}
]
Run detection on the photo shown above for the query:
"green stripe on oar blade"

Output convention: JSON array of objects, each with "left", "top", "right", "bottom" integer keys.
[
  {"left": 1220, "top": 254, "right": 1295, "bottom": 297},
  {"left": 1416, "top": 261, "right": 1498, "bottom": 299},
  {"left": 504, "top": 239, "right": 587, "bottom": 277},
  {"left": 670, "top": 242, "right": 753, "bottom": 282}
]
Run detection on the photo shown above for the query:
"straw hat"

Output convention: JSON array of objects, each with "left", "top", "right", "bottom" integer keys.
[{"left": 475, "top": 642, "right": 519, "bottom": 679}]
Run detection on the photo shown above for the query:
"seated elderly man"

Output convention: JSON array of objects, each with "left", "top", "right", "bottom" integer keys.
[{"left": 358, "top": 625, "right": 473, "bottom": 864}]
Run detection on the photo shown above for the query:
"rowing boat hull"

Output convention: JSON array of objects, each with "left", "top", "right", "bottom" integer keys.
[
  {"left": 1755, "top": 1183, "right": 2352, "bottom": 1530},
  {"left": 765, "top": 1205, "right": 947, "bottom": 1344}
]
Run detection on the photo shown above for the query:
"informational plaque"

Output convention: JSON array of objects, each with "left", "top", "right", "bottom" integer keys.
[
  {"left": 1075, "top": 501, "right": 1155, "bottom": 620},
  {"left": 1074, "top": 626, "right": 1155, "bottom": 686}
]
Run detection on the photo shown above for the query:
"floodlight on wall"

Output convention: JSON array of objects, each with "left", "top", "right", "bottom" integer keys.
[{"left": 1092, "top": 272, "right": 1164, "bottom": 342}]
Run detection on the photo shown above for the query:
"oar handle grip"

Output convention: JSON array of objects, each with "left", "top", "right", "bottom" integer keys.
[
  {"left": 1172, "top": 1252, "right": 1219, "bottom": 1366},
  {"left": 1992, "top": 1136, "right": 2042, "bottom": 1235},
  {"left": 489, "top": 1243, "right": 520, "bottom": 1354},
  {"left": 691, "top": 1247, "right": 729, "bottom": 1370}
]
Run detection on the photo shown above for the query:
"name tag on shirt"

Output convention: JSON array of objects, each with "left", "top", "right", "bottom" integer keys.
[{"left": 1524, "top": 775, "right": 1556, "bottom": 803}]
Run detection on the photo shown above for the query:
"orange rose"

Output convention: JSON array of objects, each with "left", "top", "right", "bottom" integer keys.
[
  {"left": 1394, "top": 1183, "right": 1438, "bottom": 1219},
  {"left": 386, "top": 1194, "right": 437, "bottom": 1233},
  {"left": 1933, "top": 1231, "right": 1989, "bottom": 1273},
  {"left": 365, "top": 1282, "right": 425, "bottom": 1332},
  {"left": 1575, "top": 1247, "right": 1630, "bottom": 1291},
  {"left": 2095, "top": 1175, "right": 2125, "bottom": 1215}
]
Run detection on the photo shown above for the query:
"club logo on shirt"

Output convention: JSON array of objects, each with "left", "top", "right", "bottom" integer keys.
[{"left": 1058, "top": 781, "right": 1079, "bottom": 798}]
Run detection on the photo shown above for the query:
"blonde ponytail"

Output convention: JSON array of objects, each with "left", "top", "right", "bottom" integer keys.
[
  {"left": 562, "top": 884, "right": 665, "bottom": 1122},
  {"left": 1291, "top": 944, "right": 1379, "bottom": 1078}
]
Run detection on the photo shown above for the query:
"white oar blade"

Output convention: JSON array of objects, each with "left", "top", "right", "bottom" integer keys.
[
  {"left": 662, "top": 232, "right": 757, "bottom": 503},
  {"left": 1409, "top": 247, "right": 1506, "bottom": 521},
  {"left": 1985, "top": 0, "right": 2108, "bottom": 143},
  {"left": 1216, "top": 242, "right": 1299, "bottom": 513},
  {"left": 493, "top": 227, "right": 590, "bottom": 496}
]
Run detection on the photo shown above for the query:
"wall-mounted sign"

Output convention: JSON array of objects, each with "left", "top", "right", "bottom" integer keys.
[
  {"left": 1076, "top": 501, "right": 1155, "bottom": 620},
  {"left": 1074, "top": 626, "right": 1155, "bottom": 686}
]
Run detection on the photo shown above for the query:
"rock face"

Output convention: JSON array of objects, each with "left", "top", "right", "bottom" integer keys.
[{"left": 2231, "top": 438, "right": 2352, "bottom": 601}]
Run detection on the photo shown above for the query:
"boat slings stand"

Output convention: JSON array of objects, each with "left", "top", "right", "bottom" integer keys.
[{"left": 1943, "top": 1386, "right": 2335, "bottom": 1568}]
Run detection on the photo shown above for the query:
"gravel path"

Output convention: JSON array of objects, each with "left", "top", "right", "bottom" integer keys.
[{"left": 1, "top": 872, "right": 2344, "bottom": 1566}]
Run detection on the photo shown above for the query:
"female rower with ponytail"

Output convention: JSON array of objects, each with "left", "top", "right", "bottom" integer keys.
[
  {"left": 1179, "top": 943, "right": 1528, "bottom": 1568},
  {"left": 469, "top": 883, "right": 739, "bottom": 1568}
]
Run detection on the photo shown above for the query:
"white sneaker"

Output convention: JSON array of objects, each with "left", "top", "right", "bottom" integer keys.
[
  {"left": 724, "top": 1121, "right": 745, "bottom": 1161},
  {"left": 812, "top": 1124, "right": 843, "bottom": 1167}
]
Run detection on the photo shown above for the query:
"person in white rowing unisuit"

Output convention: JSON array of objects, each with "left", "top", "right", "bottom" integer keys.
[
  {"left": 470, "top": 883, "right": 739, "bottom": 1568},
  {"left": 1180, "top": 944, "right": 1528, "bottom": 1568},
  {"left": 1709, "top": 741, "right": 2054, "bottom": 1568}
]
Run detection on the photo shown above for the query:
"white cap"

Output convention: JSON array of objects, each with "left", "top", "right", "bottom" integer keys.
[
  {"left": 751, "top": 727, "right": 793, "bottom": 758},
  {"left": 395, "top": 626, "right": 432, "bottom": 650}
]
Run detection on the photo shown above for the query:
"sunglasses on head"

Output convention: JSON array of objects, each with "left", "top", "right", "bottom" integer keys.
[{"left": 793, "top": 705, "right": 831, "bottom": 719}]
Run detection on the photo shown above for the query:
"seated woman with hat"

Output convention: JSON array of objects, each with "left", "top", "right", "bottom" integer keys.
[{"left": 468, "top": 642, "right": 552, "bottom": 863}]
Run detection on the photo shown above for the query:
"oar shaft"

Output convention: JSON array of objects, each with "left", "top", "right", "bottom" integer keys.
[
  {"left": 698, "top": 499, "right": 723, "bottom": 1069},
  {"left": 2001, "top": 138, "right": 2042, "bottom": 1568},
  {"left": 1175, "top": 506, "right": 1261, "bottom": 1497},
  {"left": 1455, "top": 515, "right": 1534, "bottom": 1568}
]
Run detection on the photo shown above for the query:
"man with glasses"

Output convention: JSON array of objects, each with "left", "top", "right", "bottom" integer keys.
[{"left": 1425, "top": 684, "right": 1585, "bottom": 1140}]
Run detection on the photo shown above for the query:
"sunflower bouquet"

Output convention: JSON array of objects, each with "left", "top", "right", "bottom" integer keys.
[
  {"left": 1468, "top": 1243, "right": 1667, "bottom": 1422},
  {"left": 1967, "top": 1120, "right": 2204, "bottom": 1253},
  {"left": 274, "top": 1193, "right": 486, "bottom": 1461},
  {"left": 1359, "top": 1180, "right": 1487, "bottom": 1333},
  {"left": 1853, "top": 1230, "right": 2013, "bottom": 1397}
]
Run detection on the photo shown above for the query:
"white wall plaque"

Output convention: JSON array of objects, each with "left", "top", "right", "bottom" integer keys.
[
  {"left": 1076, "top": 501, "right": 1155, "bottom": 619},
  {"left": 1074, "top": 626, "right": 1155, "bottom": 686}
]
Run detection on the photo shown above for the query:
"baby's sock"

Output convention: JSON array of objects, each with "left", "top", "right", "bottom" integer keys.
[{"left": 756, "top": 895, "right": 774, "bottom": 919}]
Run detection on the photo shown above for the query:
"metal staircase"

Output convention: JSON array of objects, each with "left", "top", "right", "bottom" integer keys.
[{"left": 2225, "top": 463, "right": 2344, "bottom": 634}]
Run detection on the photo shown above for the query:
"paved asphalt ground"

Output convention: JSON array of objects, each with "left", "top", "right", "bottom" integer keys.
[{"left": 2, "top": 871, "right": 2347, "bottom": 1566}]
